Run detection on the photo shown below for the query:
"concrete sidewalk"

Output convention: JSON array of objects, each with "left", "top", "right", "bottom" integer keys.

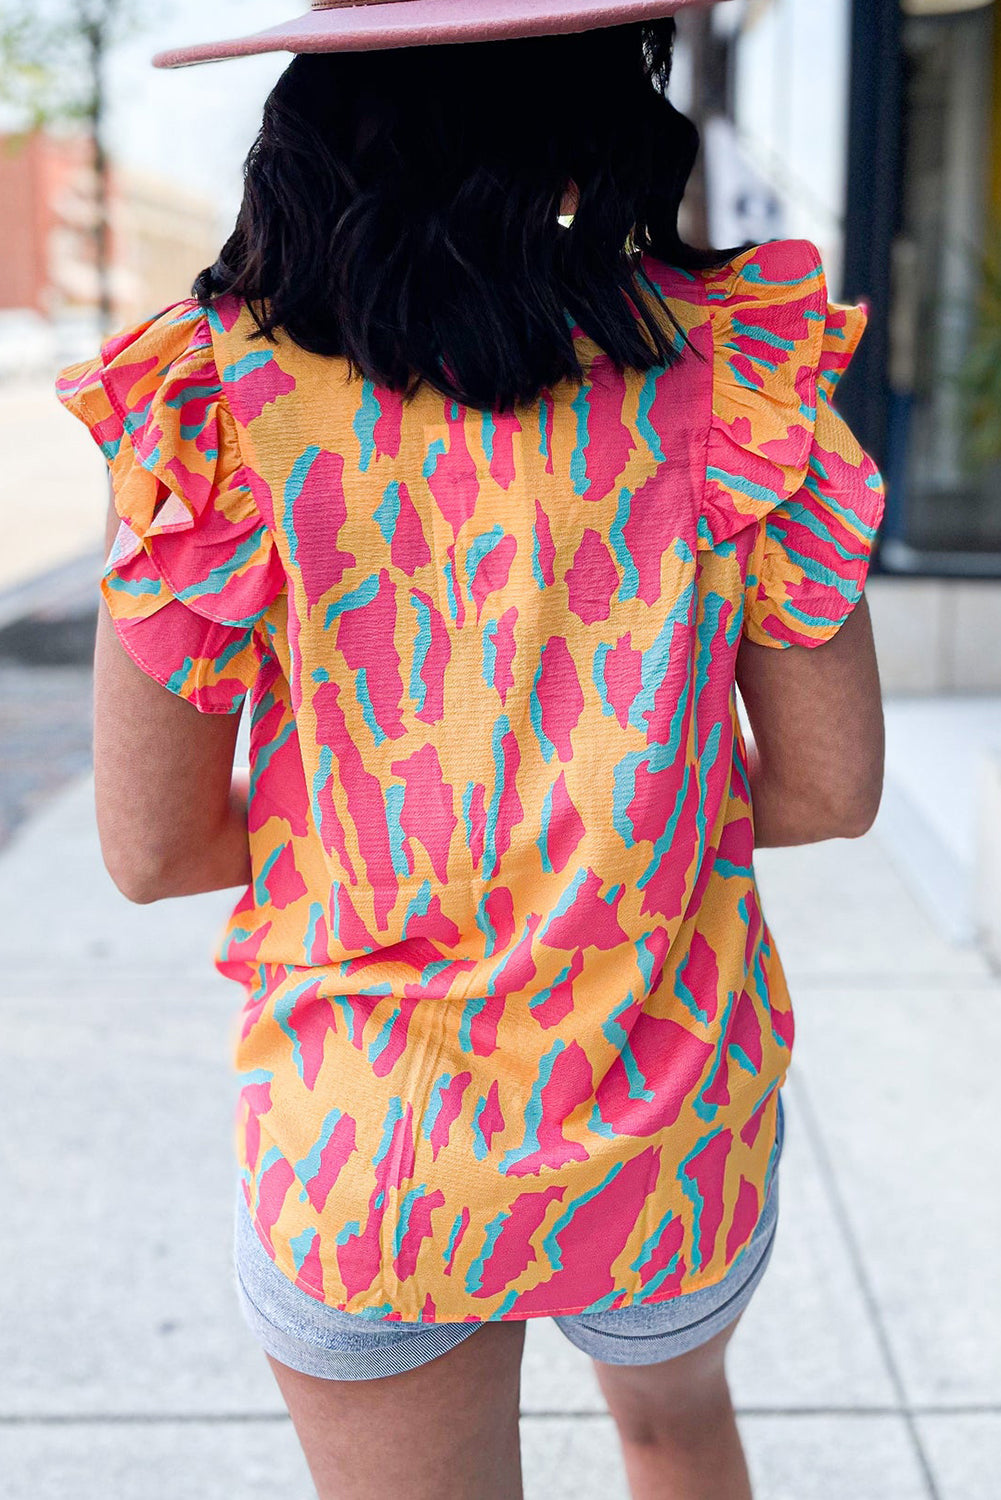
[
  {"left": 1, "top": 770, "right": 999, "bottom": 1500},
  {"left": 0, "top": 384, "right": 106, "bottom": 598}
]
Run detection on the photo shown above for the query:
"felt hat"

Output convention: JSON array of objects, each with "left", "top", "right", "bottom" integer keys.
[{"left": 153, "top": 0, "right": 728, "bottom": 69}]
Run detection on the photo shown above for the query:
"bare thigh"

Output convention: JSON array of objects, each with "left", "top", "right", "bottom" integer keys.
[
  {"left": 267, "top": 1319, "right": 526, "bottom": 1500},
  {"left": 591, "top": 1314, "right": 742, "bottom": 1442}
]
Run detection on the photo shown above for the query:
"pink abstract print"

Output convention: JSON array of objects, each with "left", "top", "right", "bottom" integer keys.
[{"left": 57, "top": 238, "right": 885, "bottom": 1321}]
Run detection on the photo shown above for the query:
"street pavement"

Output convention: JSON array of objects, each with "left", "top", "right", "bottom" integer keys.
[
  {"left": 0, "top": 662, "right": 93, "bottom": 847},
  {"left": 1, "top": 721, "right": 999, "bottom": 1500}
]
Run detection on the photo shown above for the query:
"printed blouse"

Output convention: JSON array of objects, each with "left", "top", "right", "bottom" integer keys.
[{"left": 57, "top": 238, "right": 885, "bottom": 1323}]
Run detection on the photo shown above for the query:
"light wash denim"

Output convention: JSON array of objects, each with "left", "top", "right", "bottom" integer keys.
[{"left": 233, "top": 1090, "right": 784, "bottom": 1381}]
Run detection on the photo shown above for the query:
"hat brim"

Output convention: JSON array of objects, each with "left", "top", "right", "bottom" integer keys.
[{"left": 153, "top": 0, "right": 725, "bottom": 69}]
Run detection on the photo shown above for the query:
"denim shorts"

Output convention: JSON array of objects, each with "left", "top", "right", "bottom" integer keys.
[{"left": 233, "top": 1089, "right": 784, "bottom": 1381}]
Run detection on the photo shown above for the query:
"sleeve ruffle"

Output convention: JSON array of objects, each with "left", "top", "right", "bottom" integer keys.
[
  {"left": 56, "top": 301, "right": 284, "bottom": 711},
  {"left": 701, "top": 239, "right": 886, "bottom": 648}
]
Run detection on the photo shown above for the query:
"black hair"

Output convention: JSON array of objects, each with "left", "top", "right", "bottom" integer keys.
[{"left": 195, "top": 19, "right": 737, "bottom": 412}]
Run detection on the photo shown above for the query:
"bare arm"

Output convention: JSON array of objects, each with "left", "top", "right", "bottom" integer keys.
[
  {"left": 94, "top": 495, "right": 252, "bottom": 903},
  {"left": 735, "top": 594, "right": 884, "bottom": 847}
]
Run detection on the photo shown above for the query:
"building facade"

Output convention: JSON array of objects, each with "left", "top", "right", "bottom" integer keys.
[
  {"left": 0, "top": 131, "right": 224, "bottom": 329},
  {"left": 700, "top": 0, "right": 1001, "bottom": 580}
]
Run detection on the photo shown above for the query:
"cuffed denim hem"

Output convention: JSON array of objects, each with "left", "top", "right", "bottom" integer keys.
[{"left": 234, "top": 1090, "right": 785, "bottom": 1380}]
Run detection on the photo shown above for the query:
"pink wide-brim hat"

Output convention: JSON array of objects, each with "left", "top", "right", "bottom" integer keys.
[{"left": 153, "top": 0, "right": 728, "bottom": 69}]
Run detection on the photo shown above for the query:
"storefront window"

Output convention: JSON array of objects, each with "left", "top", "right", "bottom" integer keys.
[{"left": 883, "top": 0, "right": 1001, "bottom": 566}]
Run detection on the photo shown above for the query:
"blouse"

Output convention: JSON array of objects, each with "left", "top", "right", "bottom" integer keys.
[{"left": 57, "top": 237, "right": 885, "bottom": 1323}]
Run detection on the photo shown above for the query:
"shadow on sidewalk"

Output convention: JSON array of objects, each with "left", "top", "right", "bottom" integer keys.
[{"left": 0, "top": 550, "right": 99, "bottom": 849}]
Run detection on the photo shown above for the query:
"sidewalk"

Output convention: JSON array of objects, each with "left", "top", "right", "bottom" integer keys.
[
  {"left": 0, "top": 383, "right": 105, "bottom": 597},
  {"left": 1, "top": 746, "right": 998, "bottom": 1500}
]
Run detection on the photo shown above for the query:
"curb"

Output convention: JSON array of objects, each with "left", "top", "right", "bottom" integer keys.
[{"left": 0, "top": 550, "right": 103, "bottom": 665}]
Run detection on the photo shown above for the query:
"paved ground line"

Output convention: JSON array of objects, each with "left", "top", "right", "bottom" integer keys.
[
  {"left": 789, "top": 1072, "right": 944, "bottom": 1500},
  {"left": 3, "top": 1402, "right": 999, "bottom": 1425}
]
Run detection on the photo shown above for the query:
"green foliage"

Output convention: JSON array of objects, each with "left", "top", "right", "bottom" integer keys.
[
  {"left": 0, "top": 13, "right": 76, "bottom": 129},
  {"left": 0, "top": 0, "right": 138, "bottom": 130},
  {"left": 958, "top": 219, "right": 1001, "bottom": 469},
  {"left": 0, "top": 0, "right": 146, "bottom": 328}
]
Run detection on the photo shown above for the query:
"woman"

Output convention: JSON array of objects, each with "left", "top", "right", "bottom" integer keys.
[{"left": 57, "top": 3, "right": 885, "bottom": 1497}]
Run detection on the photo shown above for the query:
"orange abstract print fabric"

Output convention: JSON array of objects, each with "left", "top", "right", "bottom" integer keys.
[{"left": 57, "top": 239, "right": 885, "bottom": 1322}]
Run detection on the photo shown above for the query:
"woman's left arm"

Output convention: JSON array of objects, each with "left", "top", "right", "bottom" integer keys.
[{"left": 94, "top": 495, "right": 253, "bottom": 904}]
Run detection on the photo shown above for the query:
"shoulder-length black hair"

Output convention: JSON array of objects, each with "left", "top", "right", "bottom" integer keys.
[{"left": 195, "top": 18, "right": 736, "bottom": 412}]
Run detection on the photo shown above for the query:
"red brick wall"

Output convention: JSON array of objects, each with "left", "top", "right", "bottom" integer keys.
[
  {"left": 0, "top": 134, "right": 47, "bottom": 311},
  {"left": 0, "top": 133, "right": 104, "bottom": 315}
]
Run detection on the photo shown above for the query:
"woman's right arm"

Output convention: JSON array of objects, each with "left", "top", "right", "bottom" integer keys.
[{"left": 735, "top": 593, "right": 885, "bottom": 847}]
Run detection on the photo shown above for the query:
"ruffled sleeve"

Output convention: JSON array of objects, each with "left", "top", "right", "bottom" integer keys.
[
  {"left": 56, "top": 301, "right": 284, "bottom": 711},
  {"left": 702, "top": 239, "right": 886, "bottom": 649}
]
